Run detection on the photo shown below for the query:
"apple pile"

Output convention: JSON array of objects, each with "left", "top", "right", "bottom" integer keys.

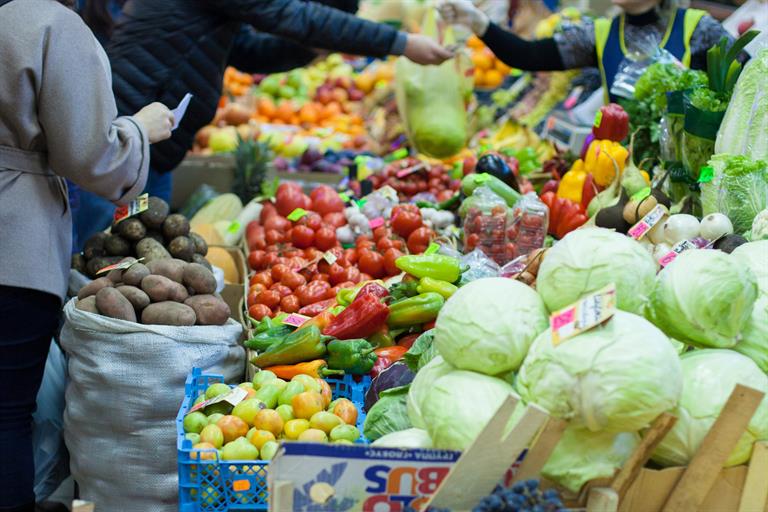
[
  {"left": 364, "top": 157, "right": 461, "bottom": 202},
  {"left": 313, "top": 76, "right": 366, "bottom": 105},
  {"left": 183, "top": 371, "right": 362, "bottom": 463}
]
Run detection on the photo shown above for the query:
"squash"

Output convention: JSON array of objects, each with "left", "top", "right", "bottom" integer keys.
[
  {"left": 215, "top": 200, "right": 263, "bottom": 246},
  {"left": 190, "top": 193, "right": 243, "bottom": 230},
  {"left": 193, "top": 223, "right": 224, "bottom": 246},
  {"left": 206, "top": 247, "right": 239, "bottom": 284}
]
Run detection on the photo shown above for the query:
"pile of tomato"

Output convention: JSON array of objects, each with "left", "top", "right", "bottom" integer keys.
[
  {"left": 363, "top": 158, "right": 462, "bottom": 201},
  {"left": 245, "top": 184, "right": 438, "bottom": 321}
]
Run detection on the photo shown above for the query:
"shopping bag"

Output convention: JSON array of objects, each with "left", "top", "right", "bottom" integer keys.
[
  {"left": 681, "top": 90, "right": 725, "bottom": 180},
  {"left": 395, "top": 8, "right": 471, "bottom": 158},
  {"left": 60, "top": 299, "right": 245, "bottom": 512}
]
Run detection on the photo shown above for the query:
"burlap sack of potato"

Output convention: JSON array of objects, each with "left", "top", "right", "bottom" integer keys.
[{"left": 60, "top": 299, "right": 245, "bottom": 512}]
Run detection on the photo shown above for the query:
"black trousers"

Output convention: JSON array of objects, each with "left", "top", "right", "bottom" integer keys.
[{"left": 0, "top": 286, "right": 60, "bottom": 510}]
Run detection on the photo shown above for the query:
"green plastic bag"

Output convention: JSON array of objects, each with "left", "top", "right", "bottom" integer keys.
[
  {"left": 681, "top": 91, "right": 725, "bottom": 180},
  {"left": 395, "top": 9, "right": 471, "bottom": 158}
]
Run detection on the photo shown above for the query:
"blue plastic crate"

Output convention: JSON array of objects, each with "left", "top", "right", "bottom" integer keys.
[{"left": 177, "top": 368, "right": 369, "bottom": 511}]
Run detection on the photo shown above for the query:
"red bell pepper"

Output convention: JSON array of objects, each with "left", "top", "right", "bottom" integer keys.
[
  {"left": 370, "top": 346, "right": 409, "bottom": 378},
  {"left": 581, "top": 174, "right": 599, "bottom": 210},
  {"left": 592, "top": 103, "right": 629, "bottom": 142},
  {"left": 540, "top": 192, "right": 588, "bottom": 239},
  {"left": 357, "top": 282, "right": 389, "bottom": 300},
  {"left": 298, "top": 298, "right": 337, "bottom": 317},
  {"left": 322, "top": 293, "right": 389, "bottom": 340},
  {"left": 540, "top": 179, "right": 560, "bottom": 196},
  {"left": 396, "top": 333, "right": 420, "bottom": 349}
]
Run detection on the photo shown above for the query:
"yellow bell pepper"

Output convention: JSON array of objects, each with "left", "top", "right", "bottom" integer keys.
[
  {"left": 556, "top": 159, "right": 586, "bottom": 203},
  {"left": 584, "top": 139, "right": 629, "bottom": 187}
]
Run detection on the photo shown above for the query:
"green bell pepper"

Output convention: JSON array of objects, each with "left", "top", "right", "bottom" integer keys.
[
  {"left": 250, "top": 325, "right": 326, "bottom": 368},
  {"left": 395, "top": 254, "right": 461, "bottom": 283},
  {"left": 416, "top": 277, "right": 457, "bottom": 299},
  {"left": 244, "top": 324, "right": 293, "bottom": 351},
  {"left": 326, "top": 339, "right": 377, "bottom": 374},
  {"left": 387, "top": 292, "right": 444, "bottom": 328}
]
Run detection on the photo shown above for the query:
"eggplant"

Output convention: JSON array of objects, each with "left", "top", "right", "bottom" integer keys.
[{"left": 475, "top": 154, "right": 519, "bottom": 192}]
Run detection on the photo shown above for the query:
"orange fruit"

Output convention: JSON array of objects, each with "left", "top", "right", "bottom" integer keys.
[
  {"left": 471, "top": 50, "right": 494, "bottom": 71},
  {"left": 467, "top": 34, "right": 484, "bottom": 49},
  {"left": 483, "top": 69, "right": 504, "bottom": 88},
  {"left": 323, "top": 102, "right": 342, "bottom": 120},
  {"left": 299, "top": 104, "right": 319, "bottom": 125},
  {"left": 257, "top": 98, "right": 276, "bottom": 119},
  {"left": 495, "top": 59, "right": 512, "bottom": 74},
  {"left": 276, "top": 101, "right": 295, "bottom": 123},
  {"left": 473, "top": 68, "right": 484, "bottom": 86}
]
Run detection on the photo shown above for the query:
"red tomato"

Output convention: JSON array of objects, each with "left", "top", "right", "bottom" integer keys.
[
  {"left": 251, "top": 271, "right": 273, "bottom": 288},
  {"left": 246, "top": 287, "right": 261, "bottom": 307},
  {"left": 304, "top": 247, "right": 324, "bottom": 261},
  {"left": 314, "top": 227, "right": 337, "bottom": 251},
  {"left": 280, "top": 295, "right": 301, "bottom": 313},
  {"left": 296, "top": 281, "right": 331, "bottom": 306},
  {"left": 265, "top": 229, "right": 284, "bottom": 246},
  {"left": 383, "top": 248, "right": 404, "bottom": 276},
  {"left": 355, "top": 235, "right": 372, "bottom": 249},
  {"left": 248, "top": 283, "right": 266, "bottom": 296},
  {"left": 437, "top": 189, "right": 455, "bottom": 202},
  {"left": 327, "top": 263, "right": 347, "bottom": 285},
  {"left": 264, "top": 215, "right": 291, "bottom": 232},
  {"left": 337, "top": 281, "right": 356, "bottom": 289},
  {"left": 407, "top": 227, "right": 434, "bottom": 254},
  {"left": 465, "top": 233, "right": 480, "bottom": 251},
  {"left": 248, "top": 303, "right": 272, "bottom": 321},
  {"left": 373, "top": 226, "right": 392, "bottom": 241},
  {"left": 283, "top": 248, "right": 303, "bottom": 259},
  {"left": 263, "top": 252, "right": 279, "bottom": 267},
  {"left": 311, "top": 273, "right": 330, "bottom": 282},
  {"left": 376, "top": 237, "right": 396, "bottom": 252},
  {"left": 270, "top": 283, "right": 293, "bottom": 298},
  {"left": 248, "top": 250, "right": 266, "bottom": 271},
  {"left": 358, "top": 273, "right": 373, "bottom": 282},
  {"left": 297, "top": 212, "right": 323, "bottom": 231},
  {"left": 343, "top": 248, "right": 358, "bottom": 264},
  {"left": 255, "top": 290, "right": 280, "bottom": 309},
  {"left": 246, "top": 220, "right": 264, "bottom": 239},
  {"left": 291, "top": 225, "right": 315, "bottom": 249},
  {"left": 323, "top": 212, "right": 346, "bottom": 228},
  {"left": 310, "top": 185, "right": 345, "bottom": 215},
  {"left": 276, "top": 188, "right": 310, "bottom": 217},
  {"left": 358, "top": 251, "right": 385, "bottom": 279},
  {"left": 259, "top": 202, "right": 278, "bottom": 223},
  {"left": 248, "top": 236, "right": 266, "bottom": 251},
  {"left": 356, "top": 239, "right": 375, "bottom": 251},
  {"left": 343, "top": 266, "right": 361, "bottom": 283},
  {"left": 277, "top": 182, "right": 303, "bottom": 196},
  {"left": 390, "top": 205, "right": 423, "bottom": 238},
  {"left": 281, "top": 272, "right": 307, "bottom": 290},
  {"left": 270, "top": 264, "right": 290, "bottom": 282}
]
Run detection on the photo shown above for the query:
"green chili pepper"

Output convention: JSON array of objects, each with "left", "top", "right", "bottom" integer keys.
[
  {"left": 416, "top": 277, "right": 457, "bottom": 299},
  {"left": 387, "top": 292, "right": 444, "bottom": 328},
  {"left": 336, "top": 287, "right": 358, "bottom": 307},
  {"left": 244, "top": 324, "right": 293, "bottom": 351},
  {"left": 326, "top": 339, "right": 377, "bottom": 374},
  {"left": 395, "top": 254, "right": 462, "bottom": 282},
  {"left": 250, "top": 325, "right": 325, "bottom": 368},
  {"left": 368, "top": 327, "right": 395, "bottom": 348}
]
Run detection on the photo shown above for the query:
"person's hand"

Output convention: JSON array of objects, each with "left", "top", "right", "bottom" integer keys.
[
  {"left": 438, "top": 0, "right": 490, "bottom": 36},
  {"left": 404, "top": 34, "right": 454, "bottom": 65},
  {"left": 133, "top": 102, "right": 175, "bottom": 144}
]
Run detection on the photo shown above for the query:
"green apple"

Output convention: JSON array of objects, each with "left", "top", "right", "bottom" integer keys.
[
  {"left": 183, "top": 411, "right": 209, "bottom": 434},
  {"left": 206, "top": 413, "right": 225, "bottom": 426},
  {"left": 185, "top": 433, "right": 201, "bottom": 445}
]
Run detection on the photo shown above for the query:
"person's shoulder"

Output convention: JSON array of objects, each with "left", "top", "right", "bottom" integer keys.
[{"left": 5, "top": 0, "right": 88, "bottom": 34}]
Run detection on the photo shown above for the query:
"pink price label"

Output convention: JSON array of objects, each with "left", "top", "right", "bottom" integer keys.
[
  {"left": 629, "top": 204, "right": 666, "bottom": 240},
  {"left": 658, "top": 239, "right": 696, "bottom": 267},
  {"left": 113, "top": 193, "right": 149, "bottom": 224},
  {"left": 550, "top": 307, "right": 576, "bottom": 331},
  {"left": 627, "top": 221, "right": 650, "bottom": 239},
  {"left": 282, "top": 313, "right": 311, "bottom": 327},
  {"left": 369, "top": 217, "right": 385, "bottom": 230}
]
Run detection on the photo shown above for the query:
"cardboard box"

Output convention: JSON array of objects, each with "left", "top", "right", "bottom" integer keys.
[{"left": 268, "top": 442, "right": 461, "bottom": 511}]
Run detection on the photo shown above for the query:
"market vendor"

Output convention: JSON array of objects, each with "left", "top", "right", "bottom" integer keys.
[
  {"left": 72, "top": 0, "right": 454, "bottom": 250},
  {"left": 439, "top": 0, "right": 736, "bottom": 102}
]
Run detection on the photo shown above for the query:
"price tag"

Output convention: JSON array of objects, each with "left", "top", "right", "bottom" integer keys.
[
  {"left": 658, "top": 239, "right": 696, "bottom": 267},
  {"left": 282, "top": 313, "right": 311, "bottom": 328},
  {"left": 322, "top": 251, "right": 338, "bottom": 265},
  {"left": 395, "top": 164, "right": 426, "bottom": 179},
  {"left": 95, "top": 257, "right": 143, "bottom": 276},
  {"left": 339, "top": 192, "right": 351, "bottom": 203},
  {"left": 227, "top": 221, "right": 241, "bottom": 234},
  {"left": 425, "top": 243, "right": 440, "bottom": 255},
  {"left": 287, "top": 208, "right": 308, "bottom": 222},
  {"left": 550, "top": 283, "right": 617, "bottom": 346},
  {"left": 378, "top": 185, "right": 399, "bottom": 202},
  {"left": 369, "top": 217, "right": 385, "bottom": 230},
  {"left": 628, "top": 204, "right": 666, "bottom": 240},
  {"left": 593, "top": 110, "right": 603, "bottom": 128},
  {"left": 187, "top": 386, "right": 248, "bottom": 415},
  {"left": 698, "top": 166, "right": 714, "bottom": 183},
  {"left": 355, "top": 198, "right": 367, "bottom": 209},
  {"left": 113, "top": 193, "right": 149, "bottom": 224}
]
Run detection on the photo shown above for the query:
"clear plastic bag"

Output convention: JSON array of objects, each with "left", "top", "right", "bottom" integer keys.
[
  {"left": 462, "top": 186, "right": 515, "bottom": 265},
  {"left": 459, "top": 249, "right": 501, "bottom": 284},
  {"left": 506, "top": 193, "right": 549, "bottom": 257},
  {"left": 610, "top": 37, "right": 680, "bottom": 100}
]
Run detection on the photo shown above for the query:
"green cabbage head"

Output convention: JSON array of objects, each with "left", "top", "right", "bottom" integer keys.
[
  {"left": 647, "top": 249, "right": 758, "bottom": 348},
  {"left": 517, "top": 311, "right": 682, "bottom": 432},
  {"left": 542, "top": 426, "right": 640, "bottom": 493},
  {"left": 731, "top": 241, "right": 768, "bottom": 295},
  {"left": 536, "top": 228, "right": 657, "bottom": 315},
  {"left": 371, "top": 428, "right": 433, "bottom": 449},
  {"left": 653, "top": 349, "right": 768, "bottom": 467},
  {"left": 734, "top": 296, "right": 768, "bottom": 373},
  {"left": 406, "top": 356, "right": 454, "bottom": 429},
  {"left": 434, "top": 277, "right": 548, "bottom": 375}
]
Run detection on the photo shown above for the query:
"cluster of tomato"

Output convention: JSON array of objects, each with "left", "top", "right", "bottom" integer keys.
[
  {"left": 245, "top": 185, "right": 437, "bottom": 321},
  {"left": 363, "top": 158, "right": 461, "bottom": 201}
]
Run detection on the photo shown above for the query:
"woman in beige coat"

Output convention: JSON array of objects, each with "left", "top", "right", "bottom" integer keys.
[{"left": 0, "top": 1, "right": 173, "bottom": 509}]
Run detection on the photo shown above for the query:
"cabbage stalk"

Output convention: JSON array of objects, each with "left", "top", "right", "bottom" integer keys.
[
  {"left": 647, "top": 249, "right": 758, "bottom": 348},
  {"left": 517, "top": 311, "right": 682, "bottom": 433},
  {"left": 653, "top": 350, "right": 768, "bottom": 467},
  {"left": 434, "top": 278, "right": 548, "bottom": 375},
  {"left": 536, "top": 228, "right": 657, "bottom": 315}
]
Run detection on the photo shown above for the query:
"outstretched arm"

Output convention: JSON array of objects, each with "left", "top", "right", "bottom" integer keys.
[{"left": 228, "top": 26, "right": 317, "bottom": 74}]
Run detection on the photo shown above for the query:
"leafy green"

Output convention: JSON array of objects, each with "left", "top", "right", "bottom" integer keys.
[
  {"left": 702, "top": 154, "right": 768, "bottom": 232},
  {"left": 634, "top": 63, "right": 707, "bottom": 111},
  {"left": 363, "top": 385, "right": 411, "bottom": 441},
  {"left": 404, "top": 329, "right": 437, "bottom": 372},
  {"left": 689, "top": 88, "right": 729, "bottom": 112}
]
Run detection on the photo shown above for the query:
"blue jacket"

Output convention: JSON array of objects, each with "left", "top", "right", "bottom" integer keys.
[{"left": 106, "top": 0, "right": 404, "bottom": 173}]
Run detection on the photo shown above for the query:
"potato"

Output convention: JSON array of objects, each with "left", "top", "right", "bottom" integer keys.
[
  {"left": 144, "top": 231, "right": 165, "bottom": 245},
  {"left": 146, "top": 259, "right": 187, "bottom": 283},
  {"left": 75, "top": 295, "right": 99, "bottom": 314},
  {"left": 162, "top": 214, "right": 190, "bottom": 240},
  {"left": 141, "top": 301, "right": 196, "bottom": 326},
  {"left": 117, "top": 285, "right": 150, "bottom": 311},
  {"left": 83, "top": 232, "right": 108, "bottom": 260},
  {"left": 117, "top": 218, "right": 147, "bottom": 242},
  {"left": 184, "top": 295, "right": 230, "bottom": 325},
  {"left": 77, "top": 277, "right": 114, "bottom": 300},
  {"left": 139, "top": 196, "right": 170, "bottom": 230},
  {"left": 191, "top": 253, "right": 212, "bottom": 271},
  {"left": 189, "top": 232, "right": 208, "bottom": 256},
  {"left": 105, "top": 257, "right": 137, "bottom": 283},
  {"left": 104, "top": 234, "right": 131, "bottom": 257},
  {"left": 85, "top": 256, "right": 121, "bottom": 278},
  {"left": 71, "top": 253, "right": 87, "bottom": 274},
  {"left": 135, "top": 238, "right": 171, "bottom": 263},
  {"left": 95, "top": 287, "right": 137, "bottom": 322},
  {"left": 183, "top": 263, "right": 217, "bottom": 295},
  {"left": 122, "top": 262, "right": 150, "bottom": 287},
  {"left": 168, "top": 236, "right": 195, "bottom": 262},
  {"left": 141, "top": 274, "right": 188, "bottom": 302}
]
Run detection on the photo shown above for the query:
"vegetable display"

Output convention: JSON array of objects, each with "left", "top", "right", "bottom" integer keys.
[{"left": 701, "top": 154, "right": 768, "bottom": 233}]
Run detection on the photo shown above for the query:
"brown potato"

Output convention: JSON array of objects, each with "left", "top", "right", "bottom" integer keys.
[
  {"left": 117, "top": 218, "right": 147, "bottom": 242},
  {"left": 117, "top": 285, "right": 150, "bottom": 311},
  {"left": 141, "top": 274, "right": 188, "bottom": 302},
  {"left": 77, "top": 277, "right": 114, "bottom": 300},
  {"left": 122, "top": 262, "right": 150, "bottom": 287},
  {"left": 85, "top": 256, "right": 121, "bottom": 278},
  {"left": 168, "top": 236, "right": 195, "bottom": 262},
  {"left": 141, "top": 302, "right": 196, "bottom": 326},
  {"left": 184, "top": 295, "right": 230, "bottom": 325},
  {"left": 139, "top": 196, "right": 170, "bottom": 230},
  {"left": 162, "top": 214, "right": 190, "bottom": 240},
  {"left": 106, "top": 257, "right": 137, "bottom": 283},
  {"left": 82, "top": 232, "right": 108, "bottom": 260},
  {"left": 146, "top": 259, "right": 187, "bottom": 283},
  {"left": 189, "top": 232, "right": 208, "bottom": 256},
  {"left": 95, "top": 287, "right": 137, "bottom": 322},
  {"left": 71, "top": 253, "right": 87, "bottom": 274},
  {"left": 135, "top": 238, "right": 171, "bottom": 263},
  {"left": 191, "top": 253, "right": 212, "bottom": 271},
  {"left": 104, "top": 234, "right": 131, "bottom": 257},
  {"left": 75, "top": 295, "right": 99, "bottom": 314},
  {"left": 183, "top": 263, "right": 217, "bottom": 295}
]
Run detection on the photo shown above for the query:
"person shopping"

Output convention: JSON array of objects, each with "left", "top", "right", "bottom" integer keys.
[
  {"left": 73, "top": 0, "right": 454, "bottom": 249},
  {"left": 439, "top": 0, "right": 735, "bottom": 102},
  {"left": 0, "top": 1, "right": 174, "bottom": 510}
]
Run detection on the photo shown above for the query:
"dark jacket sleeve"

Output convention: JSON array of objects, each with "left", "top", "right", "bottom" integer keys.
[
  {"left": 481, "top": 22, "right": 566, "bottom": 72},
  {"left": 207, "top": 0, "right": 400, "bottom": 57},
  {"left": 228, "top": 26, "right": 317, "bottom": 73}
]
